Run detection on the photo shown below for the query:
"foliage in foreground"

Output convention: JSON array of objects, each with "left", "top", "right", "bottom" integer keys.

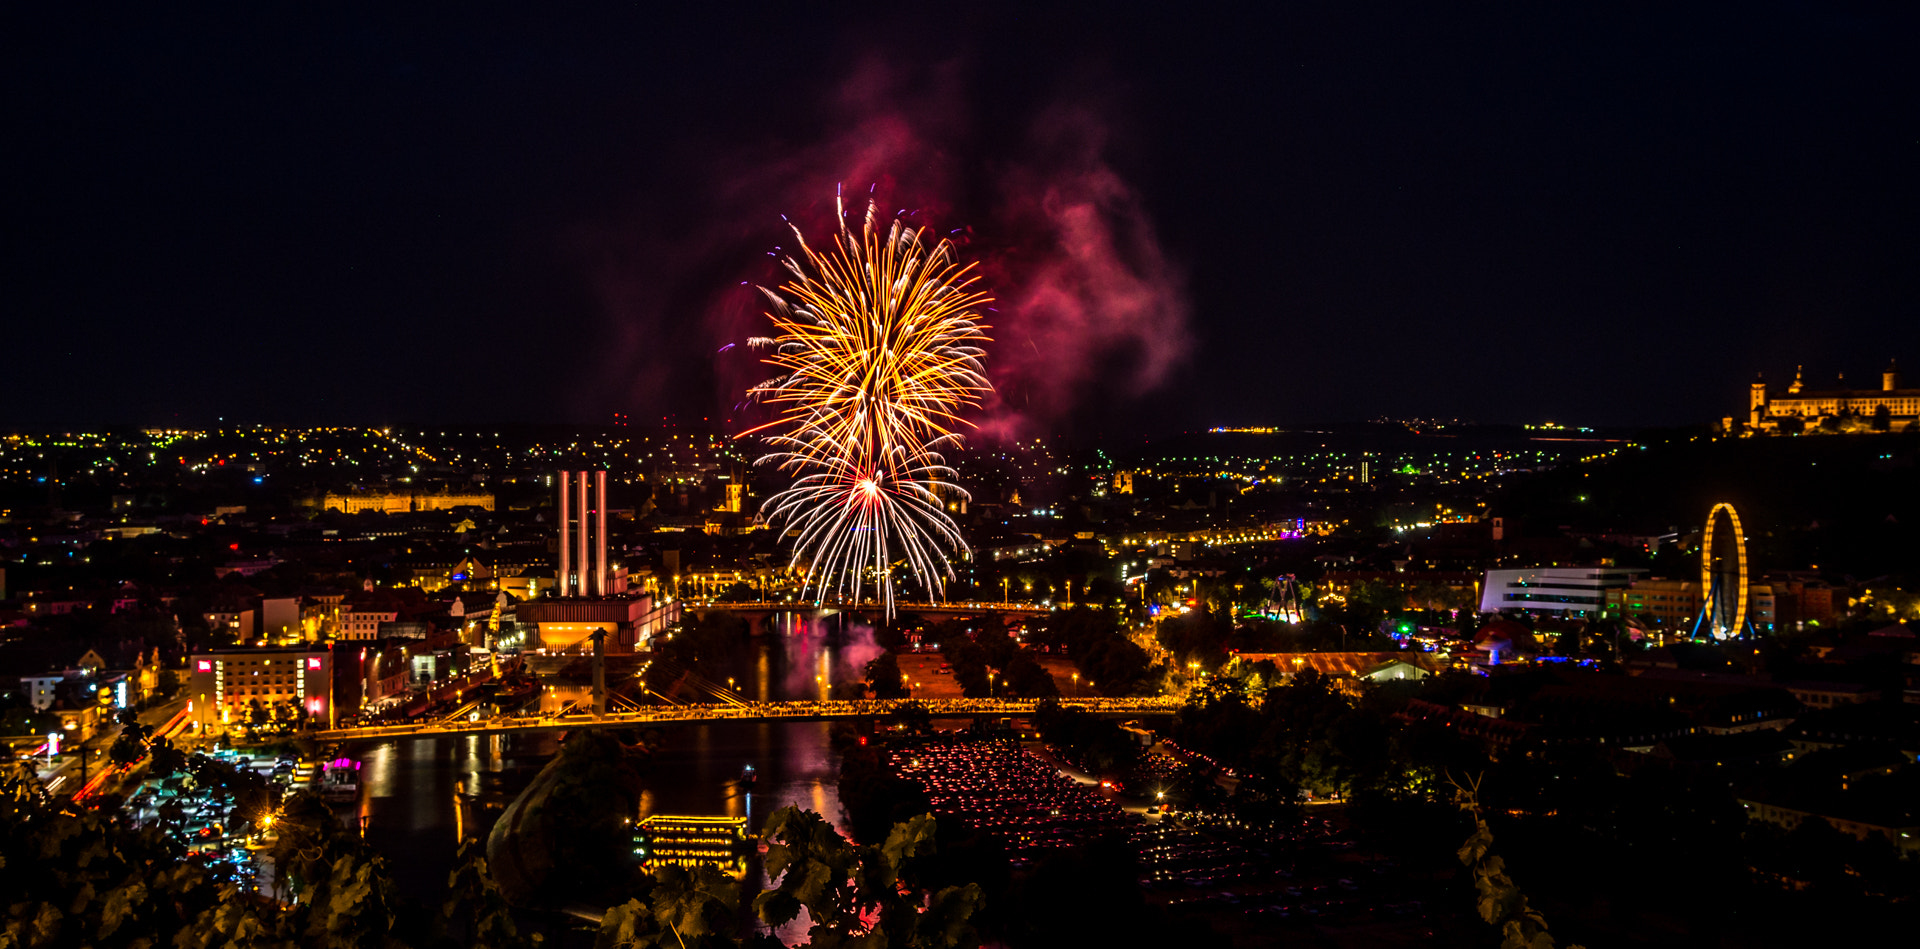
[
  {"left": 1453, "top": 775, "right": 1583, "bottom": 949},
  {"left": 0, "top": 751, "right": 980, "bottom": 949}
]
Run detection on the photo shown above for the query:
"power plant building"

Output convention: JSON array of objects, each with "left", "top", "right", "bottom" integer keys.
[{"left": 517, "top": 470, "right": 677, "bottom": 652}]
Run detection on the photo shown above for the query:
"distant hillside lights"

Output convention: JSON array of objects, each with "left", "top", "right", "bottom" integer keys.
[{"left": 1736, "top": 359, "right": 1918, "bottom": 434}]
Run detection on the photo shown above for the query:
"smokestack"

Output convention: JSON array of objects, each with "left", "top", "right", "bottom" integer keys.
[
  {"left": 557, "top": 471, "right": 571, "bottom": 598},
  {"left": 596, "top": 470, "right": 609, "bottom": 598},
  {"left": 576, "top": 473, "right": 590, "bottom": 598}
]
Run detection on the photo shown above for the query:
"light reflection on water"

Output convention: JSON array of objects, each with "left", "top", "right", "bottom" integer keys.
[{"left": 351, "top": 616, "right": 863, "bottom": 902}]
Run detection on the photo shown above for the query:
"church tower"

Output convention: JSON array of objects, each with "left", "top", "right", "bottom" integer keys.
[{"left": 1749, "top": 373, "right": 1768, "bottom": 428}]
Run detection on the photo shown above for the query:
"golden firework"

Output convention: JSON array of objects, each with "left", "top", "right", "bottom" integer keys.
[{"left": 744, "top": 196, "right": 993, "bottom": 614}]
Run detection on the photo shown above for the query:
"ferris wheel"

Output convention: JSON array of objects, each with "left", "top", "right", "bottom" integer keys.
[{"left": 1691, "top": 502, "right": 1751, "bottom": 640}]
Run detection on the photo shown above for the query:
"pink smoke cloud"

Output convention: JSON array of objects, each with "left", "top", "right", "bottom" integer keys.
[
  {"left": 978, "top": 105, "right": 1192, "bottom": 439},
  {"left": 581, "top": 57, "right": 1190, "bottom": 440}
]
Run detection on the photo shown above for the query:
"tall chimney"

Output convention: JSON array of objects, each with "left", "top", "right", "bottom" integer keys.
[
  {"left": 557, "top": 471, "right": 571, "bottom": 597},
  {"left": 576, "top": 473, "right": 590, "bottom": 598},
  {"left": 596, "top": 470, "right": 609, "bottom": 598}
]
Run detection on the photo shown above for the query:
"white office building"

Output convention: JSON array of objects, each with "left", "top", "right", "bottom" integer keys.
[{"left": 1479, "top": 566, "right": 1646, "bottom": 616}]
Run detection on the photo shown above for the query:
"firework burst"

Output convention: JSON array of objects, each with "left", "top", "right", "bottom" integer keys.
[{"left": 744, "top": 195, "right": 992, "bottom": 614}]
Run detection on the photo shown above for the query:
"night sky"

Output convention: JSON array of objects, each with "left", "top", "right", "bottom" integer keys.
[{"left": 6, "top": 4, "right": 1916, "bottom": 436}]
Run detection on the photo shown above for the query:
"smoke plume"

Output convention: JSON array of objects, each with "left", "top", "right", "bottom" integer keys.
[{"left": 583, "top": 57, "right": 1190, "bottom": 440}]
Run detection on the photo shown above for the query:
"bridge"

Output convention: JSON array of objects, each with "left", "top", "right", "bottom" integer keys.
[
  {"left": 308, "top": 696, "right": 1176, "bottom": 743},
  {"left": 684, "top": 599, "right": 1052, "bottom": 619}
]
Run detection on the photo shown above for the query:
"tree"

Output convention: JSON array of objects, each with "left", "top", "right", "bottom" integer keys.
[
  {"left": 1452, "top": 775, "right": 1585, "bottom": 949},
  {"left": 1034, "top": 702, "right": 1140, "bottom": 776},
  {"left": 1079, "top": 638, "right": 1153, "bottom": 696},
  {"left": 1000, "top": 653, "right": 1058, "bottom": 698},
  {"left": 110, "top": 708, "right": 155, "bottom": 767},
  {"left": 753, "top": 807, "right": 982, "bottom": 949},
  {"left": 1155, "top": 609, "right": 1230, "bottom": 670},
  {"left": 942, "top": 640, "right": 991, "bottom": 697},
  {"left": 598, "top": 863, "right": 740, "bottom": 949},
  {"left": 865, "top": 653, "right": 909, "bottom": 699},
  {"left": 441, "top": 836, "right": 531, "bottom": 949}
]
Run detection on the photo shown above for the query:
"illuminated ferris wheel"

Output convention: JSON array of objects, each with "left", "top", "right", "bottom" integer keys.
[{"left": 1691, "top": 502, "right": 1750, "bottom": 640}]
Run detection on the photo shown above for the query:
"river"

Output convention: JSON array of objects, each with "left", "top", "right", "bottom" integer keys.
[{"left": 347, "top": 614, "right": 878, "bottom": 903}]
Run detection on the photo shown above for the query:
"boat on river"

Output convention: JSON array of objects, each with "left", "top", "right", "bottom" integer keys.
[{"left": 320, "top": 757, "right": 361, "bottom": 802}]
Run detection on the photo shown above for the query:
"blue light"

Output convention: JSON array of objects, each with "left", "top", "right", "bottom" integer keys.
[{"left": 252, "top": 476, "right": 264, "bottom": 484}]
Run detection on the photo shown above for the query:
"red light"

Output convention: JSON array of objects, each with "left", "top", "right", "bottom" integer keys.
[
  {"left": 196, "top": 660, "right": 212, "bottom": 672},
  {"left": 857, "top": 736, "right": 867, "bottom": 746},
  {"left": 229, "top": 543, "right": 239, "bottom": 551},
  {"left": 308, "top": 658, "right": 322, "bottom": 669}
]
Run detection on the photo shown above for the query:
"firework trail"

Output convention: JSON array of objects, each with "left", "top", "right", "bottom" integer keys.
[{"left": 744, "top": 194, "right": 992, "bottom": 615}]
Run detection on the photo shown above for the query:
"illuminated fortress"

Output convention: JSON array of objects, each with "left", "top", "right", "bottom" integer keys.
[{"left": 1741, "top": 360, "right": 1918, "bottom": 434}]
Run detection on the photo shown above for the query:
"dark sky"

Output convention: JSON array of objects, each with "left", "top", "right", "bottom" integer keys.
[{"left": 6, "top": 3, "right": 1916, "bottom": 436}]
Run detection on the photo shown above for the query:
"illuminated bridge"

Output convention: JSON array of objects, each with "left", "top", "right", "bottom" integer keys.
[
  {"left": 684, "top": 599, "right": 1053, "bottom": 618},
  {"left": 309, "top": 697, "right": 1176, "bottom": 743}
]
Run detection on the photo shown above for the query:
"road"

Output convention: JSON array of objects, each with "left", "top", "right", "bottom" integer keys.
[{"left": 41, "top": 698, "right": 193, "bottom": 801}]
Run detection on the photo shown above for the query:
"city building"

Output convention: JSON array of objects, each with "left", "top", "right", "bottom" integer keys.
[
  {"left": 1605, "top": 579, "right": 1776, "bottom": 632},
  {"left": 1478, "top": 566, "right": 1646, "bottom": 616},
  {"left": 317, "top": 489, "right": 496, "bottom": 514},
  {"left": 186, "top": 645, "right": 333, "bottom": 731},
  {"left": 517, "top": 595, "right": 678, "bottom": 652},
  {"left": 1742, "top": 360, "right": 1919, "bottom": 434},
  {"left": 336, "top": 590, "right": 403, "bottom": 641},
  {"left": 21, "top": 673, "right": 63, "bottom": 711},
  {"left": 1739, "top": 794, "right": 1920, "bottom": 858},
  {"left": 1765, "top": 574, "right": 1836, "bottom": 629},
  {"left": 512, "top": 470, "right": 677, "bottom": 652},
  {"left": 1780, "top": 680, "right": 1879, "bottom": 708}
]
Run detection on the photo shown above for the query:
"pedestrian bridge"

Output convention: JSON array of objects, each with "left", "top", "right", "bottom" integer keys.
[
  {"left": 309, "top": 696, "right": 1177, "bottom": 743},
  {"left": 684, "top": 599, "right": 1053, "bottom": 617}
]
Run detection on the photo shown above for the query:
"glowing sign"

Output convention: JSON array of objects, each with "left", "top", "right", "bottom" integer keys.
[
  {"left": 197, "top": 660, "right": 213, "bottom": 672},
  {"left": 307, "top": 657, "right": 322, "bottom": 670}
]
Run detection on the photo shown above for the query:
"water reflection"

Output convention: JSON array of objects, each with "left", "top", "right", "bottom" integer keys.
[{"left": 352, "top": 615, "right": 861, "bottom": 901}]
